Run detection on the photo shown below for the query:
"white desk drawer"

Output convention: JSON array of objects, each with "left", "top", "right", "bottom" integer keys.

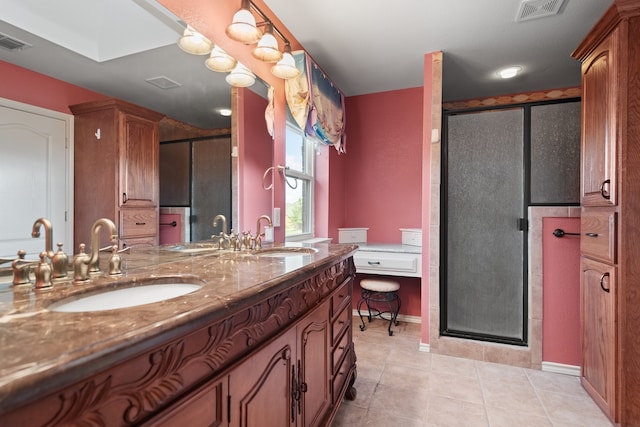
[{"left": 353, "top": 251, "right": 421, "bottom": 277}]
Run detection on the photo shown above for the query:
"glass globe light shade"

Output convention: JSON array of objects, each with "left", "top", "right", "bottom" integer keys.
[
  {"left": 205, "top": 45, "right": 237, "bottom": 72},
  {"left": 226, "top": 1, "right": 261, "bottom": 44},
  {"left": 226, "top": 62, "right": 256, "bottom": 87},
  {"left": 252, "top": 24, "right": 282, "bottom": 63},
  {"left": 177, "top": 25, "right": 213, "bottom": 55},
  {"left": 271, "top": 46, "right": 301, "bottom": 79}
]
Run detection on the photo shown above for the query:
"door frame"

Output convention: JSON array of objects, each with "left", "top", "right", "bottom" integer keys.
[{"left": 1, "top": 97, "right": 74, "bottom": 254}]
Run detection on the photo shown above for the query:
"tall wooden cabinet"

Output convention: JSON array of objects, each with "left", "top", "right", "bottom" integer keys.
[
  {"left": 70, "top": 99, "right": 164, "bottom": 250},
  {"left": 572, "top": 2, "right": 640, "bottom": 425}
]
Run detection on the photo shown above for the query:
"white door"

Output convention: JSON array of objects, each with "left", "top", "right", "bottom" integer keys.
[{"left": 0, "top": 101, "right": 71, "bottom": 260}]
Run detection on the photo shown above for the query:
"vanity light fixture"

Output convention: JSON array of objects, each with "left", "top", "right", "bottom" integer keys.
[
  {"left": 498, "top": 66, "right": 522, "bottom": 79},
  {"left": 226, "top": 0, "right": 262, "bottom": 44},
  {"left": 271, "top": 43, "right": 301, "bottom": 79},
  {"left": 177, "top": 25, "right": 213, "bottom": 55},
  {"left": 205, "top": 45, "right": 237, "bottom": 72},
  {"left": 252, "top": 23, "right": 282, "bottom": 63},
  {"left": 226, "top": 62, "right": 256, "bottom": 87}
]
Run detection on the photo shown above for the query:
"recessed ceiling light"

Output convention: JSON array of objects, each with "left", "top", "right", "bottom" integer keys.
[
  {"left": 498, "top": 66, "right": 522, "bottom": 79},
  {"left": 219, "top": 108, "right": 232, "bottom": 117}
]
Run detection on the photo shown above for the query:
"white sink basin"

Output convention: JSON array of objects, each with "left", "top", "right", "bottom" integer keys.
[{"left": 49, "top": 283, "right": 201, "bottom": 313}]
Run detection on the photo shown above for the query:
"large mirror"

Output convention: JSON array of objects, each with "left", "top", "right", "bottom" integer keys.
[{"left": 0, "top": 1, "right": 273, "bottom": 245}]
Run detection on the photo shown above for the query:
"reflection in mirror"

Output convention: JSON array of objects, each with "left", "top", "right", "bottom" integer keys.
[{"left": 0, "top": 3, "right": 276, "bottom": 246}]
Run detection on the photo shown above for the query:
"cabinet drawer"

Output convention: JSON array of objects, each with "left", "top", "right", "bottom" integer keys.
[
  {"left": 120, "top": 209, "right": 157, "bottom": 238},
  {"left": 332, "top": 303, "right": 351, "bottom": 345},
  {"left": 353, "top": 251, "right": 421, "bottom": 277},
  {"left": 581, "top": 210, "right": 616, "bottom": 263},
  {"left": 331, "top": 281, "right": 351, "bottom": 317},
  {"left": 332, "top": 325, "right": 350, "bottom": 373},
  {"left": 332, "top": 343, "right": 351, "bottom": 404}
]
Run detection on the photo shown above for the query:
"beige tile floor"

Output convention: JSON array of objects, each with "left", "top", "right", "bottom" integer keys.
[{"left": 331, "top": 317, "right": 614, "bottom": 427}]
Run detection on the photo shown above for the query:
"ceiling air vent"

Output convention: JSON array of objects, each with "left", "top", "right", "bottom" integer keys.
[
  {"left": 145, "top": 76, "right": 181, "bottom": 90},
  {"left": 0, "top": 32, "right": 32, "bottom": 52},
  {"left": 515, "top": 0, "right": 565, "bottom": 22}
]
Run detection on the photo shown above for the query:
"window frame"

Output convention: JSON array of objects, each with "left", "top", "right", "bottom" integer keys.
[{"left": 284, "top": 121, "right": 316, "bottom": 241}]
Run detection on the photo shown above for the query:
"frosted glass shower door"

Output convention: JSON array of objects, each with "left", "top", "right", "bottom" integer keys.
[{"left": 443, "top": 108, "right": 526, "bottom": 344}]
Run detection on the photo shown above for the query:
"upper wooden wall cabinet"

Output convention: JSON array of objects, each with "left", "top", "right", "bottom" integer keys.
[
  {"left": 572, "top": 1, "right": 640, "bottom": 425},
  {"left": 70, "top": 99, "right": 164, "bottom": 250}
]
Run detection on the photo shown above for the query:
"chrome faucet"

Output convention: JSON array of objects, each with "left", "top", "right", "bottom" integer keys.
[
  {"left": 31, "top": 217, "right": 68, "bottom": 280},
  {"left": 254, "top": 215, "right": 273, "bottom": 249}
]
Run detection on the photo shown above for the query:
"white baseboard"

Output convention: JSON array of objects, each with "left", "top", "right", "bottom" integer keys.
[{"left": 541, "top": 361, "right": 581, "bottom": 376}]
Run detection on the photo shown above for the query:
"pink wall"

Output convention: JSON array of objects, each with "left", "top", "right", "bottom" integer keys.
[
  {"left": 325, "top": 146, "right": 347, "bottom": 239},
  {"left": 332, "top": 87, "right": 424, "bottom": 318},
  {"left": 237, "top": 88, "right": 273, "bottom": 233},
  {"left": 0, "top": 60, "right": 107, "bottom": 111},
  {"left": 340, "top": 87, "right": 423, "bottom": 243},
  {"left": 542, "top": 217, "right": 581, "bottom": 366}
]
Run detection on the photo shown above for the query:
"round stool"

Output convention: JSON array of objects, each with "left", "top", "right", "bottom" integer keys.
[{"left": 357, "top": 278, "right": 401, "bottom": 336}]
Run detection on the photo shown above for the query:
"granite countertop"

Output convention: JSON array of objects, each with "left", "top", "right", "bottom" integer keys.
[
  {"left": 0, "top": 242, "right": 357, "bottom": 411},
  {"left": 355, "top": 243, "right": 422, "bottom": 254}
]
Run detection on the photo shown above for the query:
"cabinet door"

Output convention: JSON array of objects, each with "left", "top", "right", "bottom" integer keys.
[
  {"left": 581, "top": 32, "right": 617, "bottom": 206},
  {"left": 119, "top": 113, "right": 158, "bottom": 207},
  {"left": 298, "top": 300, "right": 331, "bottom": 427},
  {"left": 145, "top": 378, "right": 227, "bottom": 427},
  {"left": 581, "top": 257, "right": 616, "bottom": 419},
  {"left": 228, "top": 331, "right": 296, "bottom": 427}
]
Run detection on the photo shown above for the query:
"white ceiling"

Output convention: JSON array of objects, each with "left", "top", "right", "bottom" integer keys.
[{"left": 0, "top": 0, "right": 612, "bottom": 129}]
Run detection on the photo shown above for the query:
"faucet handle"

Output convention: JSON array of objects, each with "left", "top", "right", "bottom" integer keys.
[
  {"left": 51, "top": 242, "right": 69, "bottom": 280},
  {"left": 34, "top": 252, "right": 52, "bottom": 289},
  {"left": 73, "top": 243, "right": 91, "bottom": 283},
  {"left": 108, "top": 245, "right": 124, "bottom": 276},
  {"left": 11, "top": 250, "right": 38, "bottom": 286}
]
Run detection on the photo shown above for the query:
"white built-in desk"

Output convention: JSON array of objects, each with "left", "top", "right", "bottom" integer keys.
[{"left": 353, "top": 243, "right": 422, "bottom": 278}]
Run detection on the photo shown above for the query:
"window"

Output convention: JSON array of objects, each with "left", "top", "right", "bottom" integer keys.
[{"left": 285, "top": 122, "right": 315, "bottom": 240}]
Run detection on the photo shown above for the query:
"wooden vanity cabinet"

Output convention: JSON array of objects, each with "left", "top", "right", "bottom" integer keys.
[
  {"left": 572, "top": 2, "right": 640, "bottom": 425},
  {"left": 70, "top": 99, "right": 164, "bottom": 250},
  {"left": 580, "top": 257, "right": 617, "bottom": 416},
  {"left": 0, "top": 257, "right": 357, "bottom": 427},
  {"left": 228, "top": 298, "right": 331, "bottom": 427}
]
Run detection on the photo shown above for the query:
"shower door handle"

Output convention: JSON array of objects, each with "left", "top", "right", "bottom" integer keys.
[{"left": 517, "top": 218, "right": 528, "bottom": 231}]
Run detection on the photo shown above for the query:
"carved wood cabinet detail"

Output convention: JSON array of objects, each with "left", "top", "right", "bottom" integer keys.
[{"left": 1, "top": 258, "right": 357, "bottom": 426}]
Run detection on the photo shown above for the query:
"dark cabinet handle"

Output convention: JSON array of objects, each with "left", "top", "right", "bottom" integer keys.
[
  {"left": 135, "top": 222, "right": 146, "bottom": 226},
  {"left": 368, "top": 261, "right": 381, "bottom": 265},
  {"left": 600, "top": 179, "right": 610, "bottom": 200},
  {"left": 122, "top": 193, "right": 128, "bottom": 204},
  {"left": 600, "top": 272, "right": 610, "bottom": 293},
  {"left": 160, "top": 221, "right": 177, "bottom": 227}
]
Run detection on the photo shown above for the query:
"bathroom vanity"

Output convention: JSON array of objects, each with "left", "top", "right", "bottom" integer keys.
[{"left": 0, "top": 242, "right": 357, "bottom": 426}]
